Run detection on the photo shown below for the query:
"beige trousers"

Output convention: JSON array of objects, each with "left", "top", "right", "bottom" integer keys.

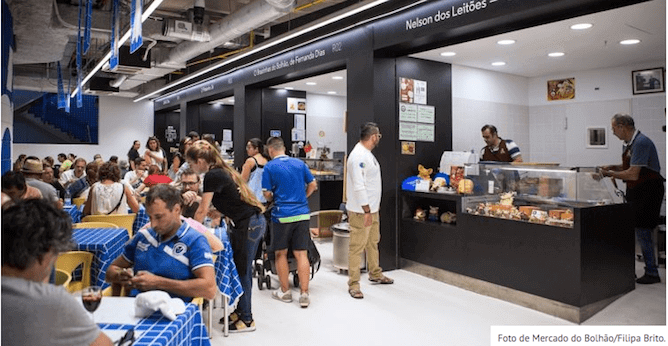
[{"left": 347, "top": 211, "right": 382, "bottom": 290}]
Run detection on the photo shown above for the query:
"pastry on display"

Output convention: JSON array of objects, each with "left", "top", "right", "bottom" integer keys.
[{"left": 465, "top": 194, "right": 574, "bottom": 228}]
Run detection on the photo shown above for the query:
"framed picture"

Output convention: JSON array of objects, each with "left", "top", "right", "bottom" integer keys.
[
  {"left": 547, "top": 78, "right": 575, "bottom": 101},
  {"left": 632, "top": 68, "right": 665, "bottom": 95}
]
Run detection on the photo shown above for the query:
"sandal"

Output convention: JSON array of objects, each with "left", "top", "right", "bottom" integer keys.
[
  {"left": 369, "top": 275, "right": 394, "bottom": 284},
  {"left": 348, "top": 289, "right": 364, "bottom": 299}
]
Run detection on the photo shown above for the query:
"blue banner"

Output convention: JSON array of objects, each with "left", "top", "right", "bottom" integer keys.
[
  {"left": 109, "top": 0, "right": 120, "bottom": 70},
  {"left": 66, "top": 67, "right": 72, "bottom": 113},
  {"left": 57, "top": 62, "right": 66, "bottom": 109},
  {"left": 83, "top": 0, "right": 92, "bottom": 54},
  {"left": 76, "top": 0, "right": 83, "bottom": 107},
  {"left": 130, "top": 0, "right": 143, "bottom": 53}
]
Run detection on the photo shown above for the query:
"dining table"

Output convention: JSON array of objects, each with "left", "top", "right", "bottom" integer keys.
[
  {"left": 72, "top": 227, "right": 130, "bottom": 289},
  {"left": 94, "top": 296, "right": 211, "bottom": 346},
  {"left": 64, "top": 203, "right": 83, "bottom": 224}
]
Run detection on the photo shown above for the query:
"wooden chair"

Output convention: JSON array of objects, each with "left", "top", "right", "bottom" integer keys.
[
  {"left": 82, "top": 214, "right": 136, "bottom": 238},
  {"left": 73, "top": 222, "right": 119, "bottom": 229},
  {"left": 56, "top": 251, "right": 93, "bottom": 293},
  {"left": 54, "top": 268, "right": 72, "bottom": 287},
  {"left": 310, "top": 210, "right": 343, "bottom": 238},
  {"left": 72, "top": 197, "right": 86, "bottom": 209}
]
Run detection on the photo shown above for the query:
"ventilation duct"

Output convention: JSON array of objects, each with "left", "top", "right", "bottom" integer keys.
[{"left": 163, "top": 18, "right": 211, "bottom": 42}]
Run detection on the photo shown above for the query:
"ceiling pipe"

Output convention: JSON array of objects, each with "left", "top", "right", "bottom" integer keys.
[
  {"left": 158, "top": 0, "right": 295, "bottom": 69},
  {"left": 109, "top": 74, "right": 129, "bottom": 88}
]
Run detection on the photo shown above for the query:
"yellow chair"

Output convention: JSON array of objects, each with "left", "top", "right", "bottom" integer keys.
[
  {"left": 310, "top": 210, "right": 343, "bottom": 238},
  {"left": 82, "top": 214, "right": 136, "bottom": 238},
  {"left": 54, "top": 268, "right": 72, "bottom": 287},
  {"left": 56, "top": 251, "right": 93, "bottom": 293},
  {"left": 73, "top": 222, "right": 119, "bottom": 229},
  {"left": 72, "top": 197, "right": 86, "bottom": 209}
]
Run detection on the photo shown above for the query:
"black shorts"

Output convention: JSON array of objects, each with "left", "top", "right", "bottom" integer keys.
[{"left": 270, "top": 220, "right": 310, "bottom": 251}]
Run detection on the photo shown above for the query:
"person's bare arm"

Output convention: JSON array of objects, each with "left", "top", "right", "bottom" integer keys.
[
  {"left": 240, "top": 157, "right": 255, "bottom": 182},
  {"left": 263, "top": 190, "right": 273, "bottom": 203},
  {"left": 512, "top": 155, "right": 523, "bottom": 163},
  {"left": 601, "top": 165, "right": 641, "bottom": 181},
  {"left": 305, "top": 180, "right": 318, "bottom": 198},
  {"left": 193, "top": 192, "right": 213, "bottom": 223},
  {"left": 125, "top": 185, "right": 140, "bottom": 213},
  {"left": 83, "top": 188, "right": 94, "bottom": 215},
  {"left": 89, "top": 332, "right": 113, "bottom": 346},
  {"left": 130, "top": 266, "right": 216, "bottom": 300}
]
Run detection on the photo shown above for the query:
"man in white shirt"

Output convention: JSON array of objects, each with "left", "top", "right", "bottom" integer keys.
[
  {"left": 58, "top": 157, "right": 86, "bottom": 189},
  {"left": 345, "top": 122, "right": 393, "bottom": 300},
  {"left": 123, "top": 157, "right": 148, "bottom": 190}
]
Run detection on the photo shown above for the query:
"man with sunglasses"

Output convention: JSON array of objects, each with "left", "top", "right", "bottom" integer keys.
[{"left": 346, "top": 122, "right": 393, "bottom": 300}]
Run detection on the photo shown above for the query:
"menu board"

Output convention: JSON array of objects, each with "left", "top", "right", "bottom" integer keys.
[
  {"left": 417, "top": 124, "right": 434, "bottom": 142},
  {"left": 417, "top": 105, "right": 435, "bottom": 123},
  {"left": 399, "top": 103, "right": 418, "bottom": 122},
  {"left": 399, "top": 122, "right": 418, "bottom": 141}
]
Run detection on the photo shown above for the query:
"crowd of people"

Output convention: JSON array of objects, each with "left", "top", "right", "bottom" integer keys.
[{"left": 2, "top": 125, "right": 397, "bottom": 343}]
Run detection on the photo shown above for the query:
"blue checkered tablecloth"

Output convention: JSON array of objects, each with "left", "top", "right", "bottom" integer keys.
[
  {"left": 213, "top": 225, "right": 244, "bottom": 310},
  {"left": 98, "top": 303, "right": 210, "bottom": 346},
  {"left": 64, "top": 204, "right": 83, "bottom": 224},
  {"left": 72, "top": 227, "right": 130, "bottom": 289},
  {"left": 133, "top": 205, "right": 150, "bottom": 235}
]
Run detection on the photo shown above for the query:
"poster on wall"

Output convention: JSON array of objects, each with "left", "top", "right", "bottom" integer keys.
[
  {"left": 294, "top": 113, "right": 305, "bottom": 130},
  {"left": 547, "top": 78, "right": 575, "bottom": 101},
  {"left": 414, "top": 80, "right": 427, "bottom": 104},
  {"left": 401, "top": 141, "right": 416, "bottom": 155},
  {"left": 399, "top": 77, "right": 427, "bottom": 104},
  {"left": 291, "top": 128, "right": 305, "bottom": 141},
  {"left": 287, "top": 97, "right": 306, "bottom": 113},
  {"left": 416, "top": 124, "right": 434, "bottom": 142}
]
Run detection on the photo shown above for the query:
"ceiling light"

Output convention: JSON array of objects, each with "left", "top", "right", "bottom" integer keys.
[
  {"left": 497, "top": 40, "right": 516, "bottom": 45},
  {"left": 285, "top": 87, "right": 294, "bottom": 90},
  {"left": 72, "top": 0, "right": 164, "bottom": 98},
  {"left": 306, "top": 82, "right": 317, "bottom": 86},
  {"left": 491, "top": 62, "right": 506, "bottom": 66},
  {"left": 332, "top": 76, "right": 344, "bottom": 80},
  {"left": 548, "top": 52, "right": 565, "bottom": 57},
  {"left": 620, "top": 39, "right": 640, "bottom": 45},
  {"left": 440, "top": 52, "right": 456, "bottom": 57},
  {"left": 142, "top": 0, "right": 393, "bottom": 102},
  {"left": 327, "top": 91, "right": 337, "bottom": 94},
  {"left": 570, "top": 23, "right": 593, "bottom": 30}
]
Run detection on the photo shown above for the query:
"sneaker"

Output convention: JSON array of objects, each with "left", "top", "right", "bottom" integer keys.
[
  {"left": 636, "top": 274, "right": 661, "bottom": 284},
  {"left": 228, "top": 319, "right": 255, "bottom": 333},
  {"left": 299, "top": 292, "right": 310, "bottom": 308},
  {"left": 272, "top": 288, "right": 292, "bottom": 302},
  {"left": 218, "top": 311, "right": 239, "bottom": 325}
]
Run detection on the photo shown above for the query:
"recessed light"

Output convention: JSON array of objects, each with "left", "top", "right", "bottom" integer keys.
[
  {"left": 306, "top": 82, "right": 317, "bottom": 86},
  {"left": 284, "top": 87, "right": 294, "bottom": 90},
  {"left": 491, "top": 61, "right": 506, "bottom": 66},
  {"left": 440, "top": 52, "right": 456, "bottom": 57},
  {"left": 332, "top": 76, "right": 344, "bottom": 80},
  {"left": 548, "top": 52, "right": 565, "bottom": 57},
  {"left": 327, "top": 91, "right": 337, "bottom": 95},
  {"left": 570, "top": 23, "right": 592, "bottom": 30},
  {"left": 620, "top": 39, "right": 640, "bottom": 45},
  {"left": 497, "top": 39, "right": 516, "bottom": 45}
]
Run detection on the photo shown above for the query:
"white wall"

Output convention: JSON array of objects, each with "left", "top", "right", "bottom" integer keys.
[
  {"left": 305, "top": 93, "right": 347, "bottom": 154},
  {"left": 452, "top": 65, "right": 530, "bottom": 160},
  {"left": 528, "top": 61, "right": 666, "bottom": 176},
  {"left": 13, "top": 96, "right": 154, "bottom": 163}
]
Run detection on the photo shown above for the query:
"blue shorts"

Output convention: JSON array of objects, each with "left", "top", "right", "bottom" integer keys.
[{"left": 271, "top": 220, "right": 310, "bottom": 251}]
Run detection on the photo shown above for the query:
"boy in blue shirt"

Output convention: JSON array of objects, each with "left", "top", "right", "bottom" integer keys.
[{"left": 262, "top": 136, "right": 317, "bottom": 308}]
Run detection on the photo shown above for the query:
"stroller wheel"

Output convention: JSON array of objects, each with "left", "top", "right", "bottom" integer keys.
[
  {"left": 265, "top": 275, "right": 272, "bottom": 289},
  {"left": 257, "top": 274, "right": 264, "bottom": 290},
  {"left": 254, "top": 263, "right": 262, "bottom": 278},
  {"left": 293, "top": 273, "right": 300, "bottom": 287}
]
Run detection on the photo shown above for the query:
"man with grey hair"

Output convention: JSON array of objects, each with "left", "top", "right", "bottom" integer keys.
[
  {"left": 600, "top": 113, "right": 665, "bottom": 284},
  {"left": 2, "top": 199, "right": 112, "bottom": 345},
  {"left": 59, "top": 157, "right": 87, "bottom": 189},
  {"left": 21, "top": 156, "right": 62, "bottom": 209}
]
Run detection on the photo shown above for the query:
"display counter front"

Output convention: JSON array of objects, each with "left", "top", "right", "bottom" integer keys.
[
  {"left": 302, "top": 158, "right": 344, "bottom": 211},
  {"left": 400, "top": 164, "right": 634, "bottom": 323}
]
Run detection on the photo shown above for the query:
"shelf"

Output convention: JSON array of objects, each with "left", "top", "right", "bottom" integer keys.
[
  {"left": 402, "top": 190, "right": 467, "bottom": 201},
  {"left": 402, "top": 218, "right": 457, "bottom": 229}
]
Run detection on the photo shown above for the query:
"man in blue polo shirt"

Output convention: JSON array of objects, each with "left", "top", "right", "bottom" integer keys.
[
  {"left": 262, "top": 136, "right": 317, "bottom": 308},
  {"left": 106, "top": 184, "right": 216, "bottom": 301}
]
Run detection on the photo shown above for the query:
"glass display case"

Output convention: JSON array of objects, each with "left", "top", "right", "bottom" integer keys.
[
  {"left": 301, "top": 158, "right": 344, "bottom": 181},
  {"left": 461, "top": 164, "right": 622, "bottom": 228}
]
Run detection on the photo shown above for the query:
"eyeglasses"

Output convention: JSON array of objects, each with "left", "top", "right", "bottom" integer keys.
[
  {"left": 182, "top": 181, "right": 199, "bottom": 186},
  {"left": 376, "top": 133, "right": 382, "bottom": 139}
]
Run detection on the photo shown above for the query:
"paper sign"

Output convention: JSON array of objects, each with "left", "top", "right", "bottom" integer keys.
[
  {"left": 414, "top": 80, "right": 427, "bottom": 105},
  {"left": 417, "top": 124, "right": 434, "bottom": 142},
  {"left": 415, "top": 179, "right": 430, "bottom": 192},
  {"left": 417, "top": 105, "right": 435, "bottom": 123},
  {"left": 399, "top": 122, "right": 418, "bottom": 141},
  {"left": 399, "top": 103, "right": 418, "bottom": 122}
]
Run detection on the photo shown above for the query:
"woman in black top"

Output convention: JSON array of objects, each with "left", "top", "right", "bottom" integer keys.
[{"left": 186, "top": 140, "right": 266, "bottom": 333}]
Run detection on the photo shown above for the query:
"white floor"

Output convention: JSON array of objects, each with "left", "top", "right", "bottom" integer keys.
[{"left": 208, "top": 238, "right": 666, "bottom": 345}]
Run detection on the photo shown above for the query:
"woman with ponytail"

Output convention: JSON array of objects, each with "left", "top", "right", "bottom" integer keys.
[{"left": 186, "top": 140, "right": 266, "bottom": 333}]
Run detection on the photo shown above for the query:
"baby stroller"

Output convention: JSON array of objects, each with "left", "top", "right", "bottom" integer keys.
[{"left": 254, "top": 205, "right": 321, "bottom": 289}]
